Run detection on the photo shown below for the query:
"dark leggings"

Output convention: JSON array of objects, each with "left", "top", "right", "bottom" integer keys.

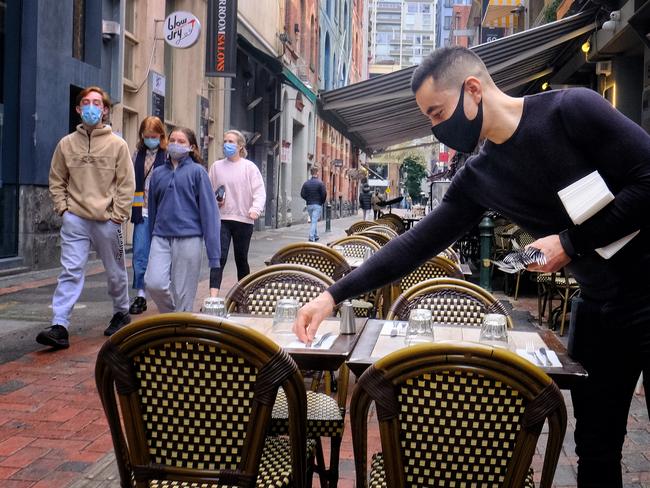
[
  {"left": 569, "top": 294, "right": 650, "bottom": 487},
  {"left": 209, "top": 220, "right": 254, "bottom": 289}
]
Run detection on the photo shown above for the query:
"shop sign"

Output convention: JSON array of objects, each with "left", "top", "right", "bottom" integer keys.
[
  {"left": 164, "top": 11, "right": 201, "bottom": 48},
  {"left": 206, "top": 0, "right": 238, "bottom": 77}
]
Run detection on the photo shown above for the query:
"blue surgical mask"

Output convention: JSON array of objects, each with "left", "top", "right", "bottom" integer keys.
[
  {"left": 223, "top": 142, "right": 238, "bottom": 158},
  {"left": 168, "top": 143, "right": 191, "bottom": 161},
  {"left": 80, "top": 104, "right": 103, "bottom": 126},
  {"left": 144, "top": 137, "right": 160, "bottom": 150}
]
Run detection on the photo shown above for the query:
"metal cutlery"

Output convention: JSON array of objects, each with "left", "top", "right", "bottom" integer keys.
[
  {"left": 539, "top": 347, "right": 552, "bottom": 367},
  {"left": 310, "top": 332, "right": 333, "bottom": 348},
  {"left": 526, "top": 341, "right": 542, "bottom": 366}
]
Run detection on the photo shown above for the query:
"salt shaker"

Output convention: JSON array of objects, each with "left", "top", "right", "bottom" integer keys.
[{"left": 339, "top": 300, "right": 356, "bottom": 335}]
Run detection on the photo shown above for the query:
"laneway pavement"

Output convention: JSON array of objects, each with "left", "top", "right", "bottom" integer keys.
[{"left": 0, "top": 214, "right": 648, "bottom": 487}]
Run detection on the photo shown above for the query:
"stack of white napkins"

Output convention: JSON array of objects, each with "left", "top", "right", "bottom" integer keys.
[{"left": 557, "top": 171, "right": 639, "bottom": 259}]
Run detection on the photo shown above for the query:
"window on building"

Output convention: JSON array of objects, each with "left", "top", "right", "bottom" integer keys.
[
  {"left": 124, "top": 38, "right": 135, "bottom": 82},
  {"left": 420, "top": 4, "right": 431, "bottom": 13},
  {"left": 122, "top": 109, "right": 138, "bottom": 150},
  {"left": 72, "top": 0, "right": 85, "bottom": 61},
  {"left": 444, "top": 16, "right": 453, "bottom": 28},
  {"left": 125, "top": 0, "right": 135, "bottom": 34},
  {"left": 405, "top": 14, "right": 415, "bottom": 25},
  {"left": 407, "top": 4, "right": 418, "bottom": 13}
]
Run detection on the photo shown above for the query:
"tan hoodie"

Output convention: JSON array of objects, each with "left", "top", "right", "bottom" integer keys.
[{"left": 49, "top": 125, "right": 135, "bottom": 222}]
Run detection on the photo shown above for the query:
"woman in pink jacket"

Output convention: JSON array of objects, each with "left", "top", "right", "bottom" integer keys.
[{"left": 208, "top": 129, "right": 266, "bottom": 296}]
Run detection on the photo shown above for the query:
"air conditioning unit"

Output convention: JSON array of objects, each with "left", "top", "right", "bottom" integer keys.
[{"left": 596, "top": 60, "right": 612, "bottom": 76}]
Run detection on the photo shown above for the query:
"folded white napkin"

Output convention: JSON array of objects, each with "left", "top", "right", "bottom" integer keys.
[
  {"left": 516, "top": 348, "right": 562, "bottom": 367},
  {"left": 557, "top": 171, "right": 639, "bottom": 259},
  {"left": 285, "top": 334, "right": 338, "bottom": 350}
]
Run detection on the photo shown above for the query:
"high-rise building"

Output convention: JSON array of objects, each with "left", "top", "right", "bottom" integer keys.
[
  {"left": 368, "top": 0, "right": 436, "bottom": 76},
  {"left": 436, "top": 0, "right": 472, "bottom": 48}
]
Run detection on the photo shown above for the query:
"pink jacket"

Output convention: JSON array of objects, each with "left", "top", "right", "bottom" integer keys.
[{"left": 208, "top": 158, "right": 266, "bottom": 225}]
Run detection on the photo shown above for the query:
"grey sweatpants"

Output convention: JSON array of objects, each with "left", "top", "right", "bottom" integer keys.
[
  {"left": 145, "top": 236, "right": 203, "bottom": 313},
  {"left": 52, "top": 212, "right": 129, "bottom": 327}
]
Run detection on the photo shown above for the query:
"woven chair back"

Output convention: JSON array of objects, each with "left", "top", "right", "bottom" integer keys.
[
  {"left": 399, "top": 255, "right": 464, "bottom": 292},
  {"left": 346, "top": 220, "right": 376, "bottom": 235},
  {"left": 95, "top": 313, "right": 308, "bottom": 488},
  {"left": 358, "top": 231, "right": 391, "bottom": 247},
  {"left": 225, "top": 264, "right": 334, "bottom": 315},
  {"left": 328, "top": 235, "right": 381, "bottom": 258},
  {"left": 376, "top": 213, "right": 406, "bottom": 234},
  {"left": 363, "top": 225, "right": 399, "bottom": 239},
  {"left": 388, "top": 277, "right": 513, "bottom": 328},
  {"left": 438, "top": 246, "right": 461, "bottom": 264},
  {"left": 267, "top": 242, "right": 351, "bottom": 280},
  {"left": 351, "top": 342, "right": 567, "bottom": 488}
]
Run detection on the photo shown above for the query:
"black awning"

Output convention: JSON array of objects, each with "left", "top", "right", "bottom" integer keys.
[{"left": 319, "top": 10, "right": 597, "bottom": 153}]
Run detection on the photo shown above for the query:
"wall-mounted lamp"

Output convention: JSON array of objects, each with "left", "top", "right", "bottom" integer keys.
[
  {"left": 541, "top": 82, "right": 550, "bottom": 90},
  {"left": 602, "top": 10, "right": 620, "bottom": 31},
  {"left": 581, "top": 40, "right": 590, "bottom": 53},
  {"left": 246, "top": 96, "right": 263, "bottom": 111}
]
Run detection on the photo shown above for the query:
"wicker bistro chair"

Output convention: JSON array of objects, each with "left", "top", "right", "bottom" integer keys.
[
  {"left": 267, "top": 242, "right": 352, "bottom": 281},
  {"left": 387, "top": 277, "right": 513, "bottom": 328},
  {"left": 346, "top": 220, "right": 376, "bottom": 235},
  {"left": 438, "top": 246, "right": 461, "bottom": 265},
  {"left": 328, "top": 236, "right": 384, "bottom": 317},
  {"left": 395, "top": 255, "right": 465, "bottom": 298},
  {"left": 224, "top": 264, "right": 346, "bottom": 487},
  {"left": 363, "top": 225, "right": 399, "bottom": 239},
  {"left": 350, "top": 342, "right": 567, "bottom": 488},
  {"left": 536, "top": 268, "right": 580, "bottom": 336},
  {"left": 95, "top": 313, "right": 310, "bottom": 488},
  {"left": 358, "top": 231, "right": 391, "bottom": 247},
  {"left": 376, "top": 213, "right": 406, "bottom": 234},
  {"left": 511, "top": 228, "right": 537, "bottom": 301}
]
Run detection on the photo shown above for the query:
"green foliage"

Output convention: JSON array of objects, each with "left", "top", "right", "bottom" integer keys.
[
  {"left": 401, "top": 154, "right": 427, "bottom": 200},
  {"left": 543, "top": 0, "right": 563, "bottom": 23}
]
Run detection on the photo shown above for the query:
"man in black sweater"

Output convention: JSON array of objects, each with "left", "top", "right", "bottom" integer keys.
[
  {"left": 295, "top": 46, "right": 650, "bottom": 487},
  {"left": 300, "top": 166, "right": 327, "bottom": 242}
]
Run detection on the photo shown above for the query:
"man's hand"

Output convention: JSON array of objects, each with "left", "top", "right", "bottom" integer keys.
[
  {"left": 293, "top": 291, "right": 336, "bottom": 344},
  {"left": 526, "top": 234, "right": 571, "bottom": 273},
  {"left": 249, "top": 210, "right": 259, "bottom": 220}
]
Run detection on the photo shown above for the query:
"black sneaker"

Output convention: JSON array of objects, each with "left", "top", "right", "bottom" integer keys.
[
  {"left": 104, "top": 312, "right": 132, "bottom": 336},
  {"left": 129, "top": 297, "right": 147, "bottom": 315},
  {"left": 36, "top": 325, "right": 70, "bottom": 349}
]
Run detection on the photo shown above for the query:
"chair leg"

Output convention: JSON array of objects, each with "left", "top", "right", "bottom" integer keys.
[
  {"left": 328, "top": 436, "right": 342, "bottom": 488},
  {"left": 514, "top": 271, "right": 521, "bottom": 301},
  {"left": 314, "top": 438, "right": 329, "bottom": 487},
  {"left": 559, "top": 285, "right": 570, "bottom": 336}
]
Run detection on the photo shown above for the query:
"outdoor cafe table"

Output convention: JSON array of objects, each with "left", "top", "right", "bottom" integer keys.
[
  {"left": 346, "top": 319, "right": 587, "bottom": 390},
  {"left": 226, "top": 314, "right": 368, "bottom": 371}
]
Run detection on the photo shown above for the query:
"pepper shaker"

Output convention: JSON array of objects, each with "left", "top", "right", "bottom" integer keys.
[{"left": 339, "top": 300, "right": 356, "bottom": 335}]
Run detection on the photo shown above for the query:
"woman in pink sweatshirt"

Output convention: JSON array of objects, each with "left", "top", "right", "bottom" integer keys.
[{"left": 208, "top": 129, "right": 266, "bottom": 296}]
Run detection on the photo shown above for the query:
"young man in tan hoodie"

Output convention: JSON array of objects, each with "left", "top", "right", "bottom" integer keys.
[{"left": 36, "top": 86, "right": 135, "bottom": 349}]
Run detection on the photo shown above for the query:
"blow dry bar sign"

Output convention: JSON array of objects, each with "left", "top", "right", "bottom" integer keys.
[{"left": 206, "top": 0, "right": 238, "bottom": 77}]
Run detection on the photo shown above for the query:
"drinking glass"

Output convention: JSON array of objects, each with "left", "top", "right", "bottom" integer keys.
[
  {"left": 202, "top": 297, "right": 227, "bottom": 317},
  {"left": 405, "top": 308, "right": 434, "bottom": 346},
  {"left": 273, "top": 298, "right": 300, "bottom": 334},
  {"left": 363, "top": 247, "right": 373, "bottom": 260},
  {"left": 479, "top": 313, "right": 510, "bottom": 349}
]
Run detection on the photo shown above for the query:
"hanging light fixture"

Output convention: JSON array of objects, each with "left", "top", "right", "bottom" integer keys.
[
  {"left": 541, "top": 82, "right": 549, "bottom": 90},
  {"left": 581, "top": 40, "right": 591, "bottom": 53}
]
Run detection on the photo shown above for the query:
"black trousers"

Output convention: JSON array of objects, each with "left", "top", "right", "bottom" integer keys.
[
  {"left": 209, "top": 219, "right": 254, "bottom": 289},
  {"left": 569, "top": 292, "right": 650, "bottom": 487}
]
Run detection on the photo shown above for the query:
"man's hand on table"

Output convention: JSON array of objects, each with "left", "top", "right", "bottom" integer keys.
[
  {"left": 293, "top": 291, "right": 336, "bottom": 344},
  {"left": 526, "top": 234, "right": 571, "bottom": 273}
]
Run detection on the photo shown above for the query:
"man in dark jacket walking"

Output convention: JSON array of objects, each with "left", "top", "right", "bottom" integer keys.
[
  {"left": 359, "top": 184, "right": 372, "bottom": 220},
  {"left": 301, "top": 166, "right": 327, "bottom": 241}
]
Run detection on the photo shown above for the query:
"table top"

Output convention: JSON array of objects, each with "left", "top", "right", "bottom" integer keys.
[
  {"left": 226, "top": 314, "right": 368, "bottom": 371},
  {"left": 347, "top": 319, "right": 587, "bottom": 390}
]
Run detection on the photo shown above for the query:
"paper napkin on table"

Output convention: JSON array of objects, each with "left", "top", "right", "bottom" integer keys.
[
  {"left": 516, "top": 349, "right": 562, "bottom": 368},
  {"left": 285, "top": 334, "right": 338, "bottom": 350},
  {"left": 557, "top": 171, "right": 639, "bottom": 259}
]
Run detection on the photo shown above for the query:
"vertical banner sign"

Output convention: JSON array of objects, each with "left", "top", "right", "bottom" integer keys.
[
  {"left": 149, "top": 71, "right": 166, "bottom": 122},
  {"left": 206, "top": 0, "right": 238, "bottom": 77}
]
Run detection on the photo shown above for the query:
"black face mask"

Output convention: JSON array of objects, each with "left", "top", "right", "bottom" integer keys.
[{"left": 431, "top": 82, "right": 483, "bottom": 154}]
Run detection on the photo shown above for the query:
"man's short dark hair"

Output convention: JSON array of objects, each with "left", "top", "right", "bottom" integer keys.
[
  {"left": 310, "top": 166, "right": 319, "bottom": 176},
  {"left": 410, "top": 46, "right": 487, "bottom": 93}
]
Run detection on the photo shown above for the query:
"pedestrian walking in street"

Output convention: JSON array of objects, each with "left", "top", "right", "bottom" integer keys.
[
  {"left": 300, "top": 166, "right": 327, "bottom": 242},
  {"left": 358, "top": 183, "right": 372, "bottom": 220},
  {"left": 208, "top": 130, "right": 266, "bottom": 296},
  {"left": 37, "top": 86, "right": 135, "bottom": 349},
  {"left": 145, "top": 127, "right": 220, "bottom": 313},
  {"left": 128, "top": 116, "right": 167, "bottom": 315},
  {"left": 294, "top": 46, "right": 650, "bottom": 488},
  {"left": 371, "top": 189, "right": 384, "bottom": 220}
]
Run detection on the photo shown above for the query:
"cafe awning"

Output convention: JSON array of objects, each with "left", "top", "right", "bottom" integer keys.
[
  {"left": 318, "top": 9, "right": 597, "bottom": 153},
  {"left": 482, "top": 0, "right": 524, "bottom": 28}
]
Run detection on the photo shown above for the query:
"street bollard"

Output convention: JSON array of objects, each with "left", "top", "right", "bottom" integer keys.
[
  {"left": 479, "top": 215, "right": 495, "bottom": 291},
  {"left": 325, "top": 203, "right": 332, "bottom": 232}
]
